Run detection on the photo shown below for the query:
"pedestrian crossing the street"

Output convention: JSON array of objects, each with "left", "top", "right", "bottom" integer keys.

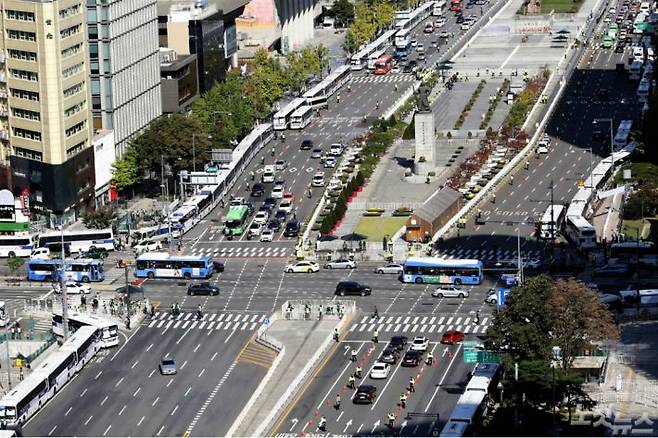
[
  {"left": 350, "top": 74, "right": 416, "bottom": 84},
  {"left": 145, "top": 311, "right": 268, "bottom": 332},
  {"left": 437, "top": 248, "right": 540, "bottom": 261},
  {"left": 190, "top": 245, "right": 294, "bottom": 259},
  {"left": 349, "top": 314, "right": 491, "bottom": 336}
]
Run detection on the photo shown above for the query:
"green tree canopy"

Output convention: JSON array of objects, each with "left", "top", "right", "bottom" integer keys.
[
  {"left": 328, "top": 0, "right": 355, "bottom": 27},
  {"left": 82, "top": 206, "right": 117, "bottom": 229},
  {"left": 111, "top": 145, "right": 142, "bottom": 192}
]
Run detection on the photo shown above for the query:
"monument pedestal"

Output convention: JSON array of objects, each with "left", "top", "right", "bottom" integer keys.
[{"left": 414, "top": 111, "right": 435, "bottom": 175}]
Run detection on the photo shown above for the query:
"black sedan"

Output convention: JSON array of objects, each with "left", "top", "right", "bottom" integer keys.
[
  {"left": 213, "top": 261, "right": 225, "bottom": 273},
  {"left": 402, "top": 350, "right": 421, "bottom": 367},
  {"left": 187, "top": 282, "right": 219, "bottom": 296},
  {"left": 335, "top": 281, "right": 371, "bottom": 296},
  {"left": 352, "top": 385, "right": 377, "bottom": 404},
  {"left": 250, "top": 183, "right": 265, "bottom": 197},
  {"left": 268, "top": 219, "right": 281, "bottom": 231},
  {"left": 389, "top": 336, "right": 408, "bottom": 351}
]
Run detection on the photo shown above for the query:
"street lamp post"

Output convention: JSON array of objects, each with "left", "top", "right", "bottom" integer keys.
[{"left": 60, "top": 226, "right": 69, "bottom": 341}]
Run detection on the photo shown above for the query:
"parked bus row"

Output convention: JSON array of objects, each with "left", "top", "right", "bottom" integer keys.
[
  {"left": 0, "top": 228, "right": 115, "bottom": 259},
  {"left": 52, "top": 311, "right": 119, "bottom": 348},
  {"left": 0, "top": 326, "right": 102, "bottom": 427}
]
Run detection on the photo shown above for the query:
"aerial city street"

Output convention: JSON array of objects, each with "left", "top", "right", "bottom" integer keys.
[{"left": 0, "top": 0, "right": 656, "bottom": 435}]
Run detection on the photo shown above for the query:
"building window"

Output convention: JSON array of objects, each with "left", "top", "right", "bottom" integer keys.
[
  {"left": 9, "top": 69, "right": 38, "bottom": 82},
  {"left": 6, "top": 10, "right": 35, "bottom": 21},
  {"left": 63, "top": 82, "right": 84, "bottom": 98},
  {"left": 14, "top": 147, "right": 43, "bottom": 162},
  {"left": 8, "top": 49, "right": 37, "bottom": 62},
  {"left": 64, "top": 101, "right": 86, "bottom": 117},
  {"left": 62, "top": 62, "right": 84, "bottom": 78},
  {"left": 66, "top": 140, "right": 86, "bottom": 158},
  {"left": 60, "top": 24, "right": 81, "bottom": 39},
  {"left": 61, "top": 43, "right": 82, "bottom": 58},
  {"left": 7, "top": 30, "right": 36, "bottom": 41},
  {"left": 11, "top": 107, "right": 40, "bottom": 121},
  {"left": 10, "top": 88, "right": 39, "bottom": 101},
  {"left": 60, "top": 4, "right": 81, "bottom": 18},
  {"left": 65, "top": 121, "right": 86, "bottom": 138},
  {"left": 12, "top": 128, "right": 42, "bottom": 141}
]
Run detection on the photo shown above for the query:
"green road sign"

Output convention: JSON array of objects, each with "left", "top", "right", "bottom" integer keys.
[
  {"left": 463, "top": 341, "right": 481, "bottom": 348},
  {"left": 464, "top": 349, "right": 479, "bottom": 363}
]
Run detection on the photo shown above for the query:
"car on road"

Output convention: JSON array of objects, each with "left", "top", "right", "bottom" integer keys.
[
  {"left": 271, "top": 185, "right": 284, "bottom": 199},
  {"left": 300, "top": 139, "right": 314, "bottom": 150},
  {"left": 410, "top": 38, "right": 418, "bottom": 47},
  {"left": 430, "top": 40, "right": 438, "bottom": 48},
  {"left": 352, "top": 385, "right": 377, "bottom": 404},
  {"left": 389, "top": 336, "right": 408, "bottom": 351},
  {"left": 159, "top": 355, "right": 177, "bottom": 375},
  {"left": 275, "top": 160, "right": 288, "bottom": 171},
  {"left": 401, "top": 350, "right": 421, "bottom": 367},
  {"left": 369, "top": 362, "right": 391, "bottom": 379},
  {"left": 279, "top": 199, "right": 293, "bottom": 214},
  {"left": 284, "top": 219, "right": 300, "bottom": 237},
  {"left": 410, "top": 336, "right": 429, "bottom": 352},
  {"left": 460, "top": 21, "right": 471, "bottom": 29},
  {"left": 54, "top": 281, "right": 91, "bottom": 295},
  {"left": 134, "top": 239, "right": 162, "bottom": 253},
  {"left": 375, "top": 263, "right": 403, "bottom": 274},
  {"left": 312, "top": 172, "right": 326, "bottom": 187},
  {"left": 324, "top": 258, "right": 356, "bottom": 269},
  {"left": 418, "top": 52, "right": 427, "bottom": 61},
  {"left": 80, "top": 247, "right": 109, "bottom": 259},
  {"left": 335, "top": 281, "right": 371, "bottom": 296},
  {"left": 379, "top": 347, "right": 399, "bottom": 364},
  {"left": 213, "top": 261, "right": 225, "bottom": 272},
  {"left": 285, "top": 261, "right": 320, "bottom": 273},
  {"left": 187, "top": 282, "right": 219, "bottom": 296},
  {"left": 275, "top": 209, "right": 288, "bottom": 223},
  {"left": 432, "top": 286, "right": 469, "bottom": 298},
  {"left": 324, "top": 157, "right": 337, "bottom": 168},
  {"left": 440, "top": 30, "right": 449, "bottom": 38},
  {"left": 311, "top": 148, "right": 323, "bottom": 159},
  {"left": 436, "top": 18, "right": 446, "bottom": 27},
  {"left": 248, "top": 222, "right": 263, "bottom": 237},
  {"left": 253, "top": 211, "right": 269, "bottom": 225},
  {"left": 329, "top": 143, "right": 343, "bottom": 155},
  {"left": 416, "top": 43, "right": 425, "bottom": 53},
  {"left": 260, "top": 229, "right": 275, "bottom": 242},
  {"left": 536, "top": 144, "right": 549, "bottom": 154},
  {"left": 593, "top": 264, "right": 630, "bottom": 277},
  {"left": 485, "top": 290, "right": 498, "bottom": 305},
  {"left": 259, "top": 201, "right": 274, "bottom": 213},
  {"left": 250, "top": 183, "right": 265, "bottom": 197},
  {"left": 267, "top": 219, "right": 281, "bottom": 232},
  {"left": 441, "top": 330, "right": 464, "bottom": 345}
]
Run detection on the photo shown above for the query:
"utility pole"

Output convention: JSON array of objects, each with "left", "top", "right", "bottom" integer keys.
[
  {"left": 5, "top": 324, "right": 11, "bottom": 389},
  {"left": 549, "top": 180, "right": 555, "bottom": 242},
  {"left": 517, "top": 228, "right": 524, "bottom": 284},
  {"left": 60, "top": 226, "right": 69, "bottom": 341},
  {"left": 124, "top": 265, "right": 131, "bottom": 327}
]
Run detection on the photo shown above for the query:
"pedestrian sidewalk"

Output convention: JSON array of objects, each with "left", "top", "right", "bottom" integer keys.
[{"left": 229, "top": 313, "right": 356, "bottom": 436}]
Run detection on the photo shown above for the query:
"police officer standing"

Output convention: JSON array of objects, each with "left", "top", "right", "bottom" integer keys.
[
  {"left": 355, "top": 365, "right": 362, "bottom": 379},
  {"left": 387, "top": 412, "right": 395, "bottom": 428},
  {"left": 409, "top": 376, "right": 415, "bottom": 392},
  {"left": 476, "top": 310, "right": 481, "bottom": 325},
  {"left": 373, "top": 329, "right": 379, "bottom": 344},
  {"left": 351, "top": 349, "right": 357, "bottom": 362},
  {"left": 333, "top": 328, "right": 340, "bottom": 343},
  {"left": 399, "top": 392, "right": 407, "bottom": 408},
  {"left": 319, "top": 416, "right": 327, "bottom": 431},
  {"left": 427, "top": 351, "right": 434, "bottom": 366},
  {"left": 348, "top": 374, "right": 356, "bottom": 389},
  {"left": 335, "top": 394, "right": 341, "bottom": 410}
]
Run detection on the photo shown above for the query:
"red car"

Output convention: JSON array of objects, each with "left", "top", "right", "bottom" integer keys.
[{"left": 441, "top": 330, "right": 464, "bottom": 345}]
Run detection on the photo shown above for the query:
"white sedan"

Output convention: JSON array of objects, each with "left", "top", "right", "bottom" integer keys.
[
  {"left": 285, "top": 261, "right": 320, "bottom": 273},
  {"left": 271, "top": 185, "right": 285, "bottom": 199},
  {"left": 369, "top": 362, "right": 390, "bottom": 379},
  {"left": 133, "top": 240, "right": 162, "bottom": 253},
  {"left": 432, "top": 286, "right": 469, "bottom": 298},
  {"left": 260, "top": 229, "right": 274, "bottom": 242},
  {"left": 324, "top": 258, "right": 356, "bottom": 269},
  {"left": 253, "top": 211, "right": 269, "bottom": 225},
  {"left": 54, "top": 281, "right": 91, "bottom": 295},
  {"left": 279, "top": 199, "right": 293, "bottom": 214},
  {"left": 374, "top": 263, "right": 403, "bottom": 274},
  {"left": 410, "top": 336, "right": 429, "bottom": 352}
]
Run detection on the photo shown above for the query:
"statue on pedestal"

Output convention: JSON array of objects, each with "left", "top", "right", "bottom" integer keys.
[{"left": 416, "top": 82, "right": 432, "bottom": 113}]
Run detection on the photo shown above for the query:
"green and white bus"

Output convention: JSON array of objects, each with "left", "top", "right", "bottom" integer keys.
[{"left": 223, "top": 205, "right": 250, "bottom": 236}]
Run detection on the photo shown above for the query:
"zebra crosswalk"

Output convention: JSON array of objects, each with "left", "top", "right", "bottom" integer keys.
[
  {"left": 145, "top": 311, "right": 267, "bottom": 332},
  {"left": 350, "top": 74, "right": 416, "bottom": 84},
  {"left": 190, "top": 245, "right": 294, "bottom": 258},
  {"left": 437, "top": 248, "right": 541, "bottom": 261},
  {"left": 350, "top": 314, "right": 491, "bottom": 335}
]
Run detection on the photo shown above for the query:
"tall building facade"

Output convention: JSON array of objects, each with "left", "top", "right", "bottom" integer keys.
[
  {"left": 86, "top": 0, "right": 162, "bottom": 156},
  {"left": 0, "top": 0, "right": 95, "bottom": 221}
]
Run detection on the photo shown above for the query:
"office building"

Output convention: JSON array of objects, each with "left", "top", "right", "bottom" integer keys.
[
  {"left": 0, "top": 0, "right": 95, "bottom": 222},
  {"left": 160, "top": 48, "right": 198, "bottom": 113}
]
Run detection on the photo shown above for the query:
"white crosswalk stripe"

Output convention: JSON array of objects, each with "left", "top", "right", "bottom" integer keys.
[
  {"left": 350, "top": 321, "right": 491, "bottom": 335},
  {"left": 436, "top": 248, "right": 541, "bottom": 261},
  {"left": 146, "top": 312, "right": 267, "bottom": 332},
  {"left": 350, "top": 74, "right": 416, "bottom": 84},
  {"left": 190, "top": 246, "right": 294, "bottom": 258}
]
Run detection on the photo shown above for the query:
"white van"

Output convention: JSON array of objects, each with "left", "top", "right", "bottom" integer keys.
[
  {"left": 262, "top": 165, "right": 276, "bottom": 183},
  {"left": 30, "top": 247, "right": 50, "bottom": 259},
  {"left": 633, "top": 46, "right": 645, "bottom": 62}
]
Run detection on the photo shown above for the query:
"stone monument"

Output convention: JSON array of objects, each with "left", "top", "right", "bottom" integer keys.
[{"left": 414, "top": 82, "right": 436, "bottom": 176}]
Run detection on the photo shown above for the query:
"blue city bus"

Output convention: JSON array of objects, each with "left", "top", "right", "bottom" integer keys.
[
  {"left": 134, "top": 252, "right": 213, "bottom": 280},
  {"left": 402, "top": 257, "right": 483, "bottom": 285},
  {"left": 26, "top": 258, "right": 105, "bottom": 282}
]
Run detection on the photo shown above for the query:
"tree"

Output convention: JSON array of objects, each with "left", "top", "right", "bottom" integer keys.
[
  {"left": 328, "top": 0, "right": 355, "bottom": 27},
  {"left": 342, "top": 29, "right": 360, "bottom": 54},
  {"left": 111, "top": 145, "right": 141, "bottom": 192},
  {"left": 547, "top": 279, "right": 619, "bottom": 370},
  {"left": 622, "top": 184, "right": 658, "bottom": 220},
  {"left": 82, "top": 206, "right": 117, "bottom": 229},
  {"left": 6, "top": 257, "right": 24, "bottom": 278},
  {"left": 485, "top": 275, "right": 555, "bottom": 363}
]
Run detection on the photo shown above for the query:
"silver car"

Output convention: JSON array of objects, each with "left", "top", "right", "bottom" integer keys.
[
  {"left": 324, "top": 258, "right": 356, "bottom": 269},
  {"left": 159, "top": 355, "right": 177, "bottom": 375},
  {"left": 375, "top": 263, "right": 403, "bottom": 274},
  {"left": 432, "top": 286, "right": 469, "bottom": 298}
]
